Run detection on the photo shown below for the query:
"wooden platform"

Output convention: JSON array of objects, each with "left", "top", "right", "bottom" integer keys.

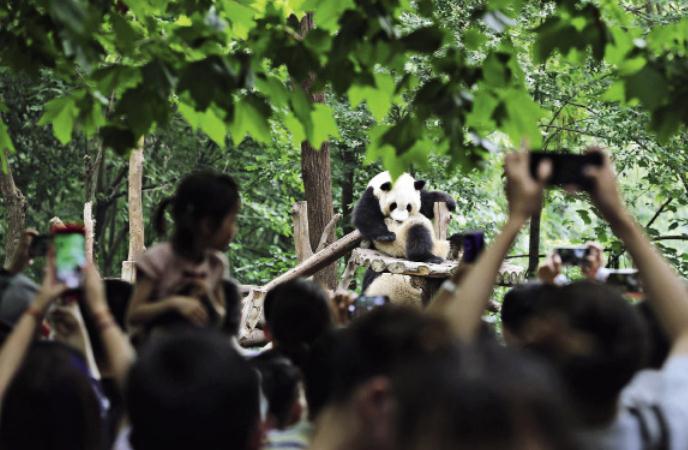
[{"left": 346, "top": 248, "right": 526, "bottom": 287}]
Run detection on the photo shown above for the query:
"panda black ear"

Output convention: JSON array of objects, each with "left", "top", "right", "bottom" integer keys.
[
  {"left": 414, "top": 180, "right": 426, "bottom": 190},
  {"left": 380, "top": 182, "right": 392, "bottom": 192}
]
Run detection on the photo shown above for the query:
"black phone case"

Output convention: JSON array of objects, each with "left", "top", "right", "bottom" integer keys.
[{"left": 529, "top": 151, "right": 603, "bottom": 190}]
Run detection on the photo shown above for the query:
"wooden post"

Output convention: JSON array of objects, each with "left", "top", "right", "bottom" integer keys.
[
  {"left": 432, "top": 202, "right": 450, "bottom": 240},
  {"left": 240, "top": 230, "right": 363, "bottom": 337},
  {"left": 83, "top": 201, "right": 95, "bottom": 264},
  {"left": 292, "top": 201, "right": 313, "bottom": 263},
  {"left": 122, "top": 137, "right": 145, "bottom": 282},
  {"left": 337, "top": 254, "right": 359, "bottom": 291}
]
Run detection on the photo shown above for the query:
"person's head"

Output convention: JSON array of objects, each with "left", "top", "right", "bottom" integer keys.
[
  {"left": 0, "top": 272, "right": 39, "bottom": 333},
  {"left": 582, "top": 242, "right": 605, "bottom": 279},
  {"left": 252, "top": 350, "right": 303, "bottom": 430},
  {"left": 393, "top": 343, "right": 578, "bottom": 450},
  {"left": 155, "top": 171, "right": 240, "bottom": 261},
  {"left": 263, "top": 279, "right": 333, "bottom": 369},
  {"left": 126, "top": 330, "right": 261, "bottom": 450},
  {"left": 501, "top": 282, "right": 556, "bottom": 345},
  {"left": 0, "top": 341, "right": 103, "bottom": 450},
  {"left": 522, "top": 280, "right": 647, "bottom": 425},
  {"left": 635, "top": 301, "right": 670, "bottom": 369},
  {"left": 319, "top": 305, "right": 453, "bottom": 450}
]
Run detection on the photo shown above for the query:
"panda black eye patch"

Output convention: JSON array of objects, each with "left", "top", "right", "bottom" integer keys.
[
  {"left": 406, "top": 204, "right": 412, "bottom": 212},
  {"left": 390, "top": 202, "right": 397, "bottom": 210}
]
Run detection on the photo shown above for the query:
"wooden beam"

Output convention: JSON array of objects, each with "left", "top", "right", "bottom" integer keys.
[{"left": 265, "top": 229, "right": 362, "bottom": 292}]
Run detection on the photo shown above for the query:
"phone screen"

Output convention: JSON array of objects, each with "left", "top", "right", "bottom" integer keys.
[
  {"left": 462, "top": 231, "right": 485, "bottom": 263},
  {"left": 54, "top": 232, "right": 86, "bottom": 289},
  {"left": 529, "top": 151, "right": 603, "bottom": 189},
  {"left": 555, "top": 247, "right": 590, "bottom": 266}
]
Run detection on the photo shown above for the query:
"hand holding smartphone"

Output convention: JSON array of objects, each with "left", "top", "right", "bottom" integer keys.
[
  {"left": 529, "top": 151, "right": 603, "bottom": 190},
  {"left": 52, "top": 225, "right": 86, "bottom": 290}
]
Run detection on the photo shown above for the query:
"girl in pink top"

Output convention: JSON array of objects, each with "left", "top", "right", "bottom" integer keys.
[{"left": 126, "top": 172, "right": 240, "bottom": 339}]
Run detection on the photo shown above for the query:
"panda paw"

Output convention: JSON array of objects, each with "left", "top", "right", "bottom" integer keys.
[
  {"left": 376, "top": 232, "right": 397, "bottom": 242},
  {"left": 427, "top": 256, "right": 444, "bottom": 265}
]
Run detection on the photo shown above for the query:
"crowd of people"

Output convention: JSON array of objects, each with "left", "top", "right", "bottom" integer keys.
[{"left": 0, "top": 148, "right": 687, "bottom": 450}]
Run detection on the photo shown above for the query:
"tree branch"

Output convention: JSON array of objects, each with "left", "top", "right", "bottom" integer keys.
[{"left": 645, "top": 198, "right": 673, "bottom": 230}]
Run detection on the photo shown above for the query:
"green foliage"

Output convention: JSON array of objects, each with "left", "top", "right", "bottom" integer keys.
[{"left": 2, "top": 0, "right": 688, "bottom": 285}]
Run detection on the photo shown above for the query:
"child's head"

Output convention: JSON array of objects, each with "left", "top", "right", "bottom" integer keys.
[
  {"left": 251, "top": 350, "right": 303, "bottom": 430},
  {"left": 155, "top": 171, "right": 240, "bottom": 261}
]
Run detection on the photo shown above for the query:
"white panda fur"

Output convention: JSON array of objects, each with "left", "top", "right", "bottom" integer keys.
[
  {"left": 368, "top": 171, "right": 421, "bottom": 223},
  {"left": 364, "top": 273, "right": 422, "bottom": 308},
  {"left": 374, "top": 216, "right": 450, "bottom": 259}
]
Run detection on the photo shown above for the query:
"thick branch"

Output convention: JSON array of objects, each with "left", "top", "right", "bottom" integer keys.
[{"left": 315, "top": 213, "right": 341, "bottom": 253}]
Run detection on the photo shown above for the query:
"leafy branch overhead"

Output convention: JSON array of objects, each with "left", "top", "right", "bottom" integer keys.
[{"left": 1, "top": 0, "right": 688, "bottom": 174}]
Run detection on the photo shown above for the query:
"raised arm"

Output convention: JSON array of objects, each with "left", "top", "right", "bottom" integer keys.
[
  {"left": 0, "top": 269, "right": 66, "bottom": 398},
  {"left": 429, "top": 151, "right": 548, "bottom": 342},
  {"left": 584, "top": 150, "right": 688, "bottom": 355},
  {"left": 82, "top": 266, "right": 135, "bottom": 388}
]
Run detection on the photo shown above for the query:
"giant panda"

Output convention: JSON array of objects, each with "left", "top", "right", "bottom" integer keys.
[
  {"left": 353, "top": 171, "right": 460, "bottom": 296},
  {"left": 352, "top": 171, "right": 456, "bottom": 263}
]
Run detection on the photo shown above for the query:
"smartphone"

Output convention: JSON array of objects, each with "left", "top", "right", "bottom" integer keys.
[
  {"left": 462, "top": 231, "right": 485, "bottom": 263},
  {"left": 348, "top": 295, "right": 390, "bottom": 320},
  {"left": 606, "top": 269, "right": 642, "bottom": 294},
  {"left": 28, "top": 235, "right": 52, "bottom": 258},
  {"left": 53, "top": 226, "right": 86, "bottom": 289},
  {"left": 555, "top": 247, "right": 590, "bottom": 266},
  {"left": 529, "top": 151, "right": 603, "bottom": 190}
]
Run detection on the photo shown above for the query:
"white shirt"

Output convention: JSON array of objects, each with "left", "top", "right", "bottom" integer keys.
[{"left": 576, "top": 356, "right": 688, "bottom": 449}]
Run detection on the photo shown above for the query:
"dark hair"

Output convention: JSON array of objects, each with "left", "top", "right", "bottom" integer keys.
[
  {"left": 393, "top": 343, "right": 578, "bottom": 450},
  {"left": 155, "top": 171, "right": 239, "bottom": 262},
  {"left": 126, "top": 330, "right": 259, "bottom": 450},
  {"left": 221, "top": 279, "right": 242, "bottom": 337},
  {"left": 330, "top": 305, "right": 452, "bottom": 403},
  {"left": 501, "top": 282, "right": 556, "bottom": 336},
  {"left": 263, "top": 279, "right": 333, "bottom": 370},
  {"left": 302, "top": 330, "right": 339, "bottom": 420},
  {"left": 251, "top": 350, "right": 301, "bottom": 429},
  {"left": 0, "top": 342, "right": 103, "bottom": 450},
  {"left": 635, "top": 301, "right": 670, "bottom": 369},
  {"left": 524, "top": 280, "right": 648, "bottom": 424}
]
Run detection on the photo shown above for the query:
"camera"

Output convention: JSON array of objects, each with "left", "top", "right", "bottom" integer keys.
[
  {"left": 348, "top": 295, "right": 389, "bottom": 320},
  {"left": 555, "top": 247, "right": 590, "bottom": 266}
]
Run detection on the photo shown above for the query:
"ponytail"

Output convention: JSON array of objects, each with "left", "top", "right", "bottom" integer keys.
[{"left": 154, "top": 197, "right": 174, "bottom": 236}]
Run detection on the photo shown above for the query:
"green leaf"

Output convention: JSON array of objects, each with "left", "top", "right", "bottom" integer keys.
[
  {"left": 255, "top": 75, "right": 289, "bottom": 110},
  {"left": 501, "top": 89, "right": 543, "bottom": 148},
  {"left": 221, "top": 0, "right": 257, "bottom": 39},
  {"left": 309, "top": 103, "right": 339, "bottom": 148},
  {"left": 302, "top": 0, "right": 355, "bottom": 32},
  {"left": 347, "top": 72, "right": 395, "bottom": 121},
  {"left": 602, "top": 81, "right": 625, "bottom": 102},
  {"left": 92, "top": 65, "right": 142, "bottom": 96},
  {"left": 111, "top": 14, "right": 143, "bottom": 52},
  {"left": 463, "top": 27, "right": 487, "bottom": 51},
  {"left": 401, "top": 27, "right": 445, "bottom": 53},
  {"left": 617, "top": 57, "right": 646, "bottom": 76},
  {"left": 230, "top": 97, "right": 271, "bottom": 145},
  {"left": 199, "top": 108, "right": 227, "bottom": 147},
  {"left": 38, "top": 95, "right": 81, "bottom": 145},
  {"left": 284, "top": 113, "right": 306, "bottom": 148},
  {"left": 624, "top": 66, "right": 668, "bottom": 111}
]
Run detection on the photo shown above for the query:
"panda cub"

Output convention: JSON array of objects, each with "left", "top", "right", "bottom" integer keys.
[{"left": 352, "top": 171, "right": 456, "bottom": 264}]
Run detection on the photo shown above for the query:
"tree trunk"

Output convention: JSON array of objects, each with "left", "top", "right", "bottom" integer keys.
[
  {"left": 0, "top": 165, "right": 27, "bottom": 267},
  {"left": 527, "top": 208, "right": 541, "bottom": 277},
  {"left": 299, "top": 13, "right": 337, "bottom": 289},
  {"left": 84, "top": 139, "right": 104, "bottom": 265}
]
